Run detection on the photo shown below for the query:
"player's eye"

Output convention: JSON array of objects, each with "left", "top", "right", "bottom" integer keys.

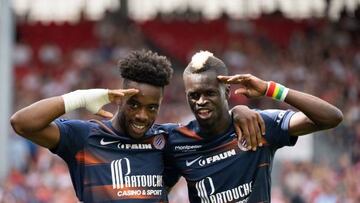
[
  {"left": 148, "top": 105, "right": 159, "bottom": 112},
  {"left": 188, "top": 92, "right": 200, "bottom": 100},
  {"left": 128, "top": 100, "right": 139, "bottom": 109},
  {"left": 206, "top": 90, "right": 217, "bottom": 97}
]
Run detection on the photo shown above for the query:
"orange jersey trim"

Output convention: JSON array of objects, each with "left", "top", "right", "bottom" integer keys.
[{"left": 176, "top": 126, "right": 203, "bottom": 140}]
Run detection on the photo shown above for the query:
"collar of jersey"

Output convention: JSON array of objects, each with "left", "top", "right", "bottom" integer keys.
[
  {"left": 179, "top": 119, "right": 235, "bottom": 141},
  {"left": 101, "top": 120, "right": 162, "bottom": 140}
]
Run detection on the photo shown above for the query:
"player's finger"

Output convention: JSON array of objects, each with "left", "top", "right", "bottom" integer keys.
[
  {"left": 108, "top": 89, "right": 125, "bottom": 97},
  {"left": 257, "top": 113, "right": 266, "bottom": 146},
  {"left": 109, "top": 89, "right": 139, "bottom": 97},
  {"left": 217, "top": 75, "right": 239, "bottom": 83},
  {"left": 247, "top": 119, "right": 257, "bottom": 151},
  {"left": 217, "top": 75, "right": 244, "bottom": 84},
  {"left": 96, "top": 109, "right": 114, "bottom": 118},
  {"left": 234, "top": 88, "right": 248, "bottom": 95},
  {"left": 234, "top": 124, "right": 243, "bottom": 142},
  {"left": 108, "top": 90, "right": 124, "bottom": 104},
  {"left": 252, "top": 116, "right": 262, "bottom": 148},
  {"left": 227, "top": 75, "right": 244, "bottom": 82},
  {"left": 109, "top": 89, "right": 139, "bottom": 104},
  {"left": 121, "top": 88, "right": 139, "bottom": 97},
  {"left": 241, "top": 123, "right": 252, "bottom": 150},
  {"left": 217, "top": 75, "right": 232, "bottom": 82}
]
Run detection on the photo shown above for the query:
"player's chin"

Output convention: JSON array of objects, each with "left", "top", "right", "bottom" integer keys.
[
  {"left": 128, "top": 124, "right": 149, "bottom": 139},
  {"left": 196, "top": 116, "right": 215, "bottom": 127},
  {"left": 128, "top": 130, "right": 146, "bottom": 139}
]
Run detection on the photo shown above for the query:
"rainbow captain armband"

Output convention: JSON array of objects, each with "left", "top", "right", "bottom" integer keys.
[{"left": 265, "top": 81, "right": 289, "bottom": 101}]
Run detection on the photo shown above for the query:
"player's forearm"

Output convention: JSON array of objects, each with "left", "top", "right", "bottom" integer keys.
[
  {"left": 10, "top": 96, "right": 65, "bottom": 135},
  {"left": 284, "top": 89, "right": 343, "bottom": 130}
]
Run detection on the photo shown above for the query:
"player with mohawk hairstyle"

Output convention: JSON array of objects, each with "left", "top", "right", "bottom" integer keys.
[
  {"left": 187, "top": 50, "right": 215, "bottom": 71},
  {"left": 164, "top": 50, "right": 343, "bottom": 202},
  {"left": 182, "top": 50, "right": 264, "bottom": 149}
]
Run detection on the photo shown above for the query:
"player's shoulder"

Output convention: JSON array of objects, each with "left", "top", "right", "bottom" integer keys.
[
  {"left": 152, "top": 123, "right": 181, "bottom": 133},
  {"left": 161, "top": 120, "right": 197, "bottom": 133},
  {"left": 257, "top": 109, "right": 294, "bottom": 120},
  {"left": 56, "top": 118, "right": 118, "bottom": 137},
  {"left": 256, "top": 108, "right": 286, "bottom": 115},
  {"left": 55, "top": 118, "right": 94, "bottom": 129},
  {"left": 166, "top": 120, "right": 203, "bottom": 140},
  {"left": 178, "top": 120, "right": 198, "bottom": 132},
  {"left": 54, "top": 119, "right": 97, "bottom": 142}
]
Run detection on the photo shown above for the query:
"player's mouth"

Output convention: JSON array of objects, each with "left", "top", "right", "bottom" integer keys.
[
  {"left": 196, "top": 108, "right": 213, "bottom": 120},
  {"left": 130, "top": 122, "right": 148, "bottom": 135}
]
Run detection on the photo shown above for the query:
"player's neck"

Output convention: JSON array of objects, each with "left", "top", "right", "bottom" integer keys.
[{"left": 199, "top": 112, "right": 232, "bottom": 137}]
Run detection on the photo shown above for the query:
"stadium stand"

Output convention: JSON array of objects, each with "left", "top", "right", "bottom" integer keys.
[{"left": 3, "top": 9, "right": 360, "bottom": 202}]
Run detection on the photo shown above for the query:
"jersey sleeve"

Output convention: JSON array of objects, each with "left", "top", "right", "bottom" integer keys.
[
  {"left": 260, "top": 109, "right": 297, "bottom": 149},
  {"left": 50, "top": 119, "right": 90, "bottom": 162}
]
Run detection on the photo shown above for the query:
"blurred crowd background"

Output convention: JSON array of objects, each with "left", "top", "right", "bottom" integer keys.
[{"left": 1, "top": 1, "right": 360, "bottom": 202}]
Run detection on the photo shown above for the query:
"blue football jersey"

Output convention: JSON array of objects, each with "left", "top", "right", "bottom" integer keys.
[
  {"left": 165, "top": 110, "right": 298, "bottom": 203},
  {"left": 51, "top": 119, "right": 178, "bottom": 203}
]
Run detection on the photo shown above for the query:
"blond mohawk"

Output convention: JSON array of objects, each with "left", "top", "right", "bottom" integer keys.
[{"left": 190, "top": 51, "right": 214, "bottom": 70}]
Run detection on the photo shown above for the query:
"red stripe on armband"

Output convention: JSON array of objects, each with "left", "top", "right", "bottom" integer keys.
[
  {"left": 265, "top": 81, "right": 289, "bottom": 101},
  {"left": 266, "top": 81, "right": 276, "bottom": 97}
]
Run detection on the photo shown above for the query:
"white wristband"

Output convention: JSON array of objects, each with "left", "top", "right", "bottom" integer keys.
[{"left": 62, "top": 89, "right": 110, "bottom": 114}]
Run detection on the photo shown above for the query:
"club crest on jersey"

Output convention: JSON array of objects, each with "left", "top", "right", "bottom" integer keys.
[
  {"left": 153, "top": 134, "right": 165, "bottom": 150},
  {"left": 237, "top": 138, "right": 250, "bottom": 151}
]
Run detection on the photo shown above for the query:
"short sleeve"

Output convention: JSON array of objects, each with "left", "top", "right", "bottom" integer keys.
[
  {"left": 50, "top": 119, "right": 90, "bottom": 162},
  {"left": 260, "top": 109, "right": 297, "bottom": 149}
]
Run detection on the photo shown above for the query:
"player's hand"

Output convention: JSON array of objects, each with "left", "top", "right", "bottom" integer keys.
[
  {"left": 218, "top": 74, "right": 268, "bottom": 98},
  {"left": 96, "top": 89, "right": 139, "bottom": 118},
  {"left": 231, "top": 105, "right": 265, "bottom": 151}
]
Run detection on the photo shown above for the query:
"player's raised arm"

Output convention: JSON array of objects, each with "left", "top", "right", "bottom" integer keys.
[
  {"left": 218, "top": 74, "right": 343, "bottom": 136},
  {"left": 10, "top": 88, "right": 138, "bottom": 149}
]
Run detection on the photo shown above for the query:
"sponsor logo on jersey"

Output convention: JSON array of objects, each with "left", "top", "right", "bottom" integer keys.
[
  {"left": 185, "top": 149, "right": 236, "bottom": 167},
  {"left": 174, "top": 145, "right": 202, "bottom": 151},
  {"left": 100, "top": 138, "right": 121, "bottom": 145},
  {"left": 186, "top": 156, "right": 203, "bottom": 166},
  {"left": 195, "top": 177, "right": 252, "bottom": 203},
  {"left": 110, "top": 158, "right": 163, "bottom": 197},
  {"left": 117, "top": 143, "right": 152, "bottom": 150},
  {"left": 153, "top": 134, "right": 165, "bottom": 150}
]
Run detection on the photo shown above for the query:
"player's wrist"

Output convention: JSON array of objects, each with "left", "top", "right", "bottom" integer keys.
[
  {"left": 264, "top": 81, "right": 289, "bottom": 101},
  {"left": 62, "top": 89, "right": 110, "bottom": 113}
]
